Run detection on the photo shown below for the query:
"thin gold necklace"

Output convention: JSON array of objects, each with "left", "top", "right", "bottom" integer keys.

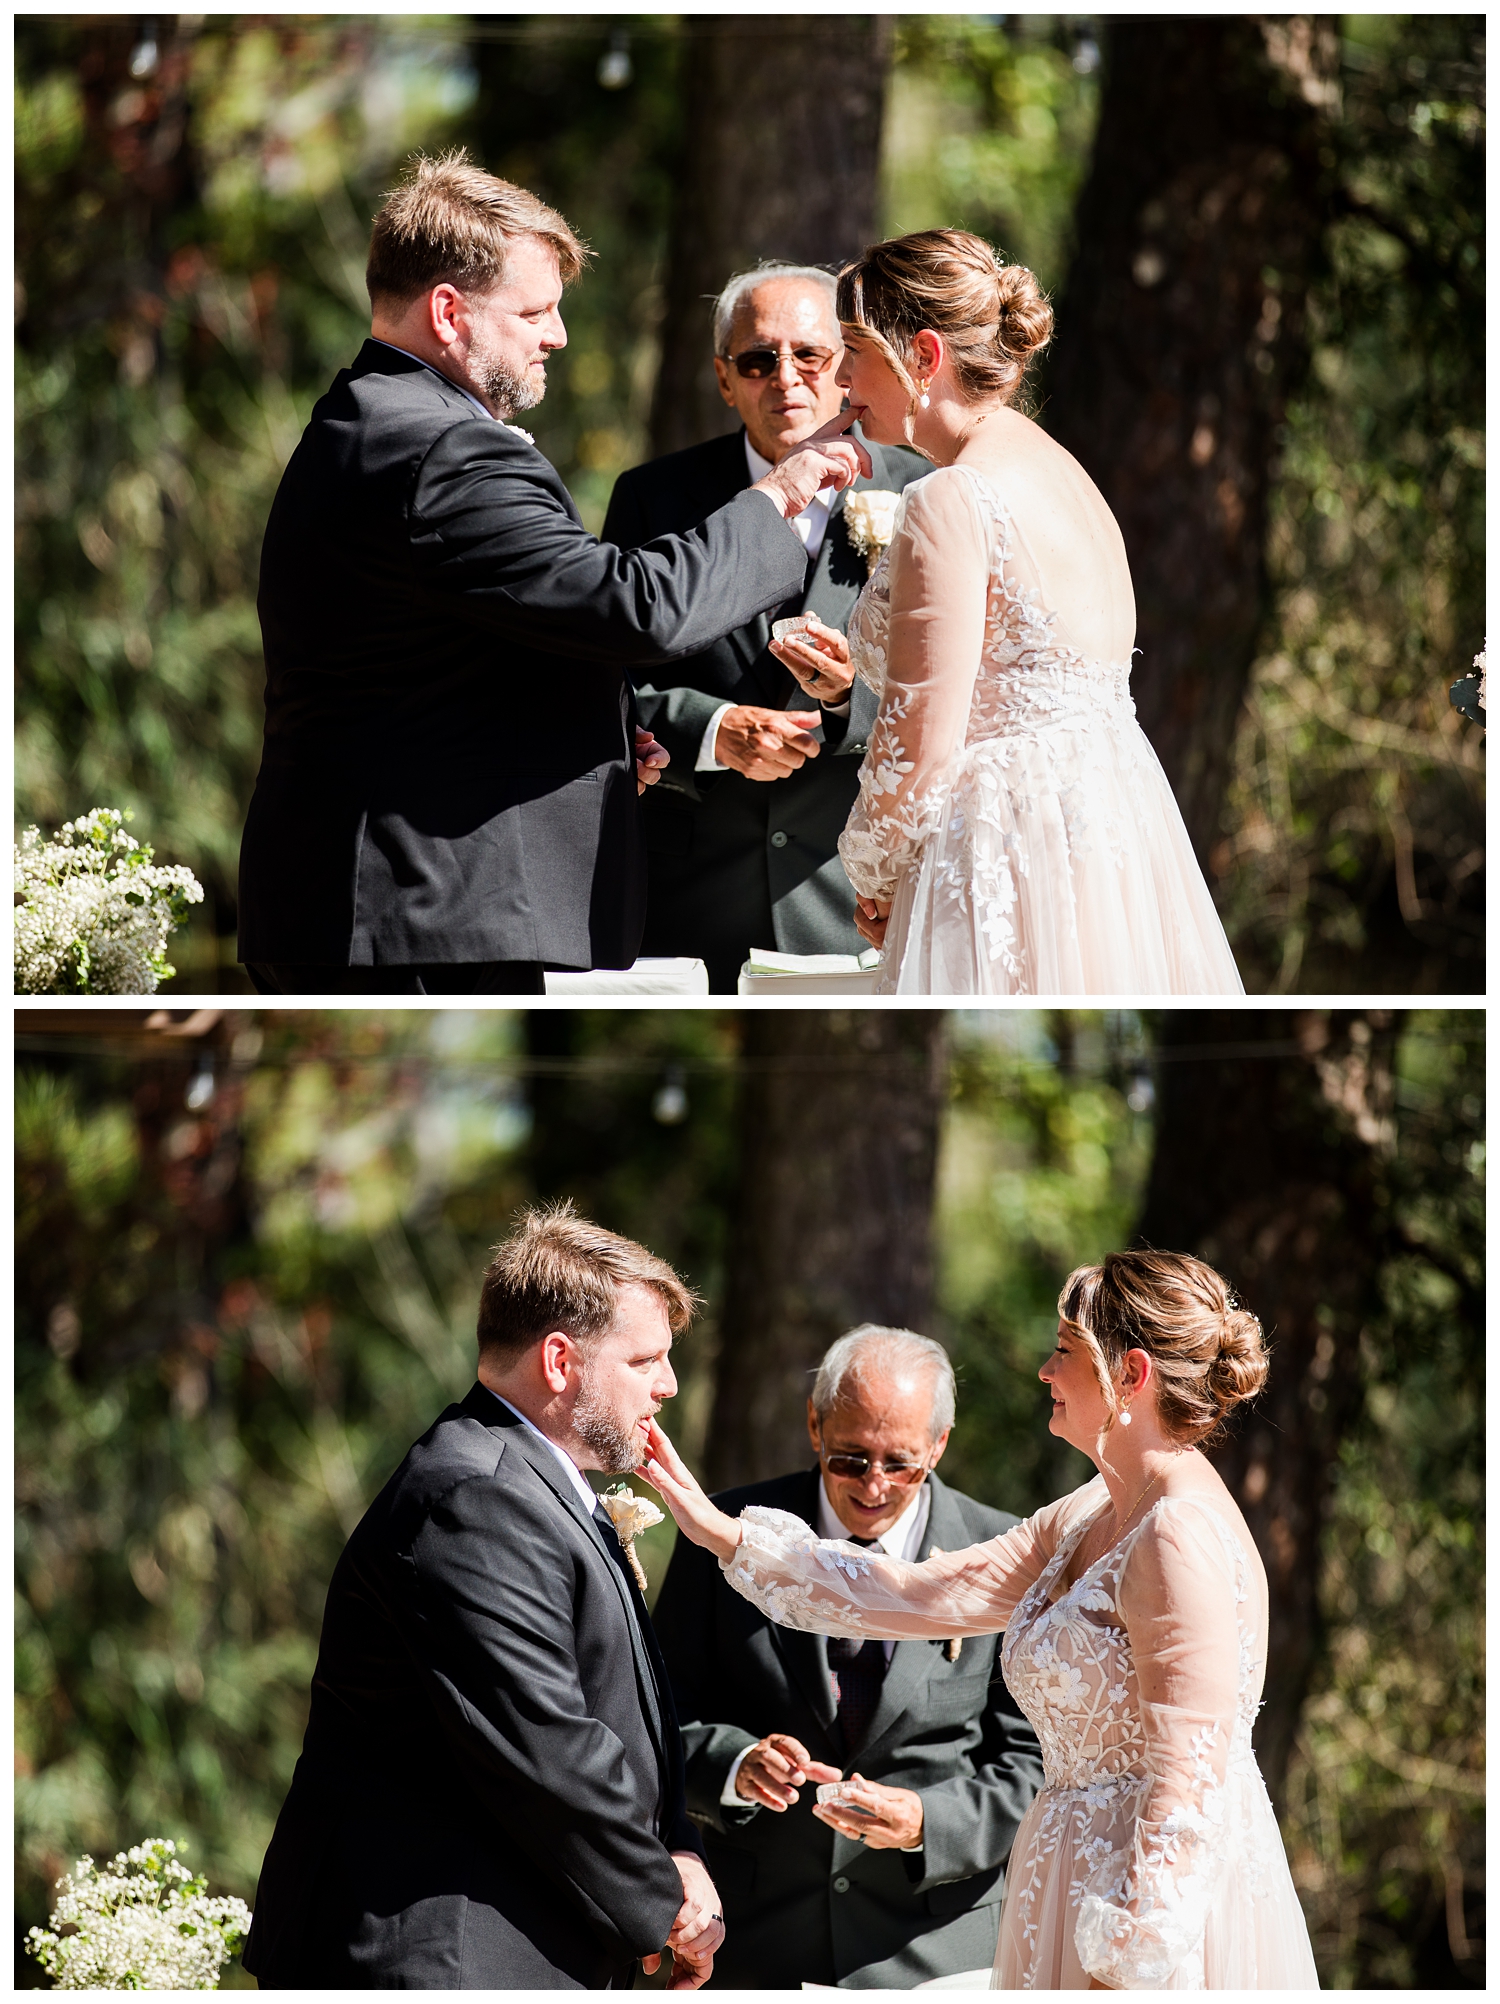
[{"left": 1112, "top": 1467, "right": 1161, "bottom": 1537}]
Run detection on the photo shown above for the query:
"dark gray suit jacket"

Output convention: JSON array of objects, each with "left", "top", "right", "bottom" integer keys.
[
  {"left": 652, "top": 1468, "right": 1044, "bottom": 1989},
  {"left": 239, "top": 345, "right": 807, "bottom": 971},
  {"left": 603, "top": 428, "right": 927, "bottom": 991},
  {"left": 243, "top": 1386, "right": 698, "bottom": 1989}
]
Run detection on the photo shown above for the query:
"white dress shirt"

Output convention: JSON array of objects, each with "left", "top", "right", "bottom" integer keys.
[
  {"left": 720, "top": 1476, "right": 932, "bottom": 1811},
  {"left": 695, "top": 435, "right": 839, "bottom": 772}
]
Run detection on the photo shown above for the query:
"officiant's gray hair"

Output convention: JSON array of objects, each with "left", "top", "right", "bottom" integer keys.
[
  {"left": 712, "top": 261, "right": 839, "bottom": 355},
  {"left": 812, "top": 1326, "right": 956, "bottom": 1438}
]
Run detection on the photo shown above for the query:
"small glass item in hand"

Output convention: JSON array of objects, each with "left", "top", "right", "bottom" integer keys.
[{"left": 816, "top": 1781, "right": 860, "bottom": 1809}]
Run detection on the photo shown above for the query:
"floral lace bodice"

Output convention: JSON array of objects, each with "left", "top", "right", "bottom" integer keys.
[
  {"left": 723, "top": 1479, "right": 1274, "bottom": 1989},
  {"left": 838, "top": 463, "right": 1138, "bottom": 910}
]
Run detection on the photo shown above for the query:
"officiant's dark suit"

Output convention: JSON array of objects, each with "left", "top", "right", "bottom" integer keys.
[
  {"left": 652, "top": 1467, "right": 1043, "bottom": 1988},
  {"left": 238, "top": 342, "right": 808, "bottom": 981},
  {"left": 243, "top": 1387, "right": 697, "bottom": 1989},
  {"left": 603, "top": 429, "right": 926, "bottom": 993}
]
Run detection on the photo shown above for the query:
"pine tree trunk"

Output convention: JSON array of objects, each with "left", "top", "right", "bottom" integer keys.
[
  {"left": 1047, "top": 18, "right": 1333, "bottom": 863},
  {"left": 1134, "top": 1008, "right": 1400, "bottom": 1800},
  {"left": 703, "top": 1010, "right": 946, "bottom": 1490},
  {"left": 650, "top": 16, "right": 892, "bottom": 458}
]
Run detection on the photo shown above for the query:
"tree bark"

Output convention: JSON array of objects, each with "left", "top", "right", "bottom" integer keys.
[
  {"left": 1047, "top": 18, "right": 1334, "bottom": 863},
  {"left": 1134, "top": 1008, "right": 1400, "bottom": 1801},
  {"left": 704, "top": 1010, "right": 946, "bottom": 1491},
  {"left": 651, "top": 16, "right": 892, "bottom": 457}
]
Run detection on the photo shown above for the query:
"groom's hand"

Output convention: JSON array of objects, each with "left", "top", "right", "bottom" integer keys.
[
  {"left": 642, "top": 1851, "right": 723, "bottom": 1990},
  {"left": 635, "top": 725, "right": 670, "bottom": 794},
  {"left": 713, "top": 706, "right": 821, "bottom": 781},
  {"left": 753, "top": 408, "right": 872, "bottom": 518}
]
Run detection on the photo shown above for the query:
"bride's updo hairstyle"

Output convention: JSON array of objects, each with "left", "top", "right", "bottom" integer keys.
[
  {"left": 1057, "top": 1250, "right": 1269, "bottom": 1445},
  {"left": 836, "top": 229, "right": 1053, "bottom": 435}
]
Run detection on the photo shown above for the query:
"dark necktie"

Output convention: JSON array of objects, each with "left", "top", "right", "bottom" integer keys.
[{"left": 827, "top": 1535, "right": 887, "bottom": 1755}]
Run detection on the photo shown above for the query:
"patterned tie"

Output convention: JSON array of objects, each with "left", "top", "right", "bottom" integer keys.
[{"left": 827, "top": 1535, "right": 886, "bottom": 1755}]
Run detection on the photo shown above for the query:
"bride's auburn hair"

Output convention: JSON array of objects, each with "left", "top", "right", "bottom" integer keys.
[
  {"left": 1057, "top": 1249, "right": 1269, "bottom": 1446},
  {"left": 836, "top": 229, "right": 1053, "bottom": 429}
]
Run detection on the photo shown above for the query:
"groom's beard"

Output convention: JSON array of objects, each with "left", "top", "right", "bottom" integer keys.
[
  {"left": 477, "top": 356, "right": 546, "bottom": 420},
  {"left": 574, "top": 1377, "right": 658, "bottom": 1475}
]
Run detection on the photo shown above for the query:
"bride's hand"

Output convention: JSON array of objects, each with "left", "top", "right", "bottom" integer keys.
[
  {"left": 640, "top": 1421, "right": 743, "bottom": 1562},
  {"left": 853, "top": 896, "right": 890, "bottom": 949},
  {"left": 769, "top": 616, "right": 854, "bottom": 703}
]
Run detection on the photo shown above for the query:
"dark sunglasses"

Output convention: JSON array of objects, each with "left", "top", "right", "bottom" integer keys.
[
  {"left": 729, "top": 344, "right": 838, "bottom": 380},
  {"left": 820, "top": 1447, "right": 929, "bottom": 1486}
]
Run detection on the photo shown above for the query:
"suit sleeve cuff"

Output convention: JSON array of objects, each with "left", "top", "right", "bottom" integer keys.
[
  {"left": 696, "top": 701, "right": 737, "bottom": 772},
  {"left": 720, "top": 1744, "right": 753, "bottom": 1807}
]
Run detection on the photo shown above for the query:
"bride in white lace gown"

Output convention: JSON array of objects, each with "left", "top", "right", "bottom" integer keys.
[
  {"left": 644, "top": 1252, "right": 1318, "bottom": 1991},
  {"left": 773, "top": 231, "right": 1243, "bottom": 995}
]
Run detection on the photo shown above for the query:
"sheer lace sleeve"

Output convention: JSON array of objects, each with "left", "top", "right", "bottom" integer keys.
[
  {"left": 838, "top": 468, "right": 992, "bottom": 901},
  {"left": 1074, "top": 1499, "right": 1247, "bottom": 1988},
  {"left": 723, "top": 1481, "right": 1102, "bottom": 1642}
]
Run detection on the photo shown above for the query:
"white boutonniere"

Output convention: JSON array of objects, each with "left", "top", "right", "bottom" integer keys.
[
  {"left": 598, "top": 1483, "right": 665, "bottom": 1590},
  {"left": 842, "top": 489, "right": 902, "bottom": 574},
  {"left": 504, "top": 422, "right": 536, "bottom": 445}
]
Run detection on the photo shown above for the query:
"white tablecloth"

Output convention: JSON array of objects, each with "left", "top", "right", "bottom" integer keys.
[{"left": 542, "top": 958, "right": 708, "bottom": 996}]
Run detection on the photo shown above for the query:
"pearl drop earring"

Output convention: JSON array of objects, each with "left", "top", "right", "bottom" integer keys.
[
  {"left": 1118, "top": 1405, "right": 1132, "bottom": 1426},
  {"left": 918, "top": 381, "right": 931, "bottom": 410}
]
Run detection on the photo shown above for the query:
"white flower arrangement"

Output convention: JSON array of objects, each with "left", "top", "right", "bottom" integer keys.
[
  {"left": 15, "top": 808, "right": 204, "bottom": 994},
  {"left": 598, "top": 1482, "right": 665, "bottom": 1588},
  {"left": 25, "top": 1838, "right": 252, "bottom": 1991},
  {"left": 842, "top": 489, "right": 902, "bottom": 574},
  {"left": 1476, "top": 646, "right": 1487, "bottom": 713}
]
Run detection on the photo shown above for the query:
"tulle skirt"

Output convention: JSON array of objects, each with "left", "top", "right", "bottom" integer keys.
[
  {"left": 877, "top": 719, "right": 1245, "bottom": 996},
  {"left": 993, "top": 1768, "right": 1320, "bottom": 1990}
]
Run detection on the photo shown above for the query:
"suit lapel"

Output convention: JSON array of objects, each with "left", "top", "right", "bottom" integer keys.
[
  {"left": 471, "top": 1393, "right": 670, "bottom": 1762},
  {"left": 846, "top": 1473, "right": 961, "bottom": 1764},
  {"left": 760, "top": 1469, "right": 840, "bottom": 1732}
]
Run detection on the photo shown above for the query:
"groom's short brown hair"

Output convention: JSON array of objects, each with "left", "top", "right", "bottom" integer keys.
[
  {"left": 477, "top": 1202, "right": 696, "bottom": 1363},
  {"left": 366, "top": 149, "right": 589, "bottom": 306}
]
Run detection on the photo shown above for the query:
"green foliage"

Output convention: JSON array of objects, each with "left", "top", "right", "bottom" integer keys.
[
  {"left": 1279, "top": 1013, "right": 1484, "bottom": 1986},
  {"left": 1217, "top": 18, "right": 1485, "bottom": 993},
  {"left": 935, "top": 1011, "right": 1152, "bottom": 1513},
  {"left": 883, "top": 18, "right": 1101, "bottom": 295}
]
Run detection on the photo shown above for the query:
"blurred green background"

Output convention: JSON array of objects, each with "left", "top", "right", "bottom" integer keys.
[
  {"left": 14, "top": 14, "right": 1484, "bottom": 993},
  {"left": 14, "top": 1006, "right": 1483, "bottom": 1986}
]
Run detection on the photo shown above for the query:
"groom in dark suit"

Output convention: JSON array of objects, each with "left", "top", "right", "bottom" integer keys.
[
  {"left": 653, "top": 1326, "right": 1043, "bottom": 1988},
  {"left": 244, "top": 1206, "right": 725, "bottom": 1989},
  {"left": 238, "top": 156, "right": 866, "bottom": 993},
  {"left": 604, "top": 265, "right": 926, "bottom": 992}
]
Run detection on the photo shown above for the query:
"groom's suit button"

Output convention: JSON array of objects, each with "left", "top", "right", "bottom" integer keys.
[
  {"left": 770, "top": 830, "right": 789, "bottom": 848},
  {"left": 833, "top": 1876, "right": 851, "bottom": 1893}
]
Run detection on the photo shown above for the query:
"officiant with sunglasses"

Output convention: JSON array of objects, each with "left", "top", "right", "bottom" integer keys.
[
  {"left": 603, "top": 265, "right": 927, "bottom": 992},
  {"left": 651, "top": 1327, "right": 1042, "bottom": 1989}
]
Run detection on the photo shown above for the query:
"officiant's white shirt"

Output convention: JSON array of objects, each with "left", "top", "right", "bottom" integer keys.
[
  {"left": 696, "top": 436, "right": 840, "bottom": 771},
  {"left": 719, "top": 1476, "right": 931, "bottom": 1808}
]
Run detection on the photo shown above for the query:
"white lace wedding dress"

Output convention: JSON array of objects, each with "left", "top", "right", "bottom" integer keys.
[
  {"left": 837, "top": 465, "right": 1245, "bottom": 994},
  {"left": 723, "top": 1477, "right": 1318, "bottom": 1990}
]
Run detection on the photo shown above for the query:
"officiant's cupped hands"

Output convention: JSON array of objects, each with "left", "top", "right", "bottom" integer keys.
[{"left": 641, "top": 1420, "right": 743, "bottom": 1561}]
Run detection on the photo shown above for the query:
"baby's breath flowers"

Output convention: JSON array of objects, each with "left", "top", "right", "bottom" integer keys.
[
  {"left": 15, "top": 808, "right": 204, "bottom": 994},
  {"left": 842, "top": 489, "right": 902, "bottom": 574},
  {"left": 25, "top": 1838, "right": 252, "bottom": 1990}
]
